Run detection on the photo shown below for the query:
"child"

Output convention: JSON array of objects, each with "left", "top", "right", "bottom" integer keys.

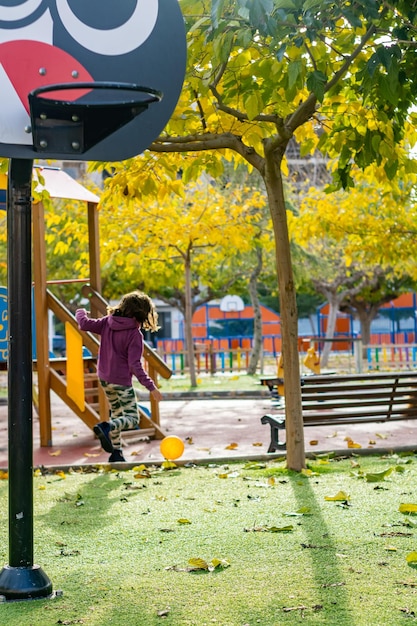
[{"left": 76, "top": 291, "right": 162, "bottom": 462}]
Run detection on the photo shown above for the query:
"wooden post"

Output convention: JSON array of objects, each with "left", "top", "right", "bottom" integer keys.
[
  {"left": 87, "top": 200, "right": 108, "bottom": 421},
  {"left": 32, "top": 201, "right": 52, "bottom": 447}
]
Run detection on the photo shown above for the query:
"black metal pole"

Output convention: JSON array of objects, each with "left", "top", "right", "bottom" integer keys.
[{"left": 0, "top": 158, "right": 52, "bottom": 600}]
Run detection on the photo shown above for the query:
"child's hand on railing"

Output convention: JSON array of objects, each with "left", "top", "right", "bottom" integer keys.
[{"left": 151, "top": 388, "right": 162, "bottom": 402}]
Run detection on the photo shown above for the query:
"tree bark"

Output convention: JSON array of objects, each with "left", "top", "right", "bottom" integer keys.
[
  {"left": 264, "top": 147, "right": 305, "bottom": 471},
  {"left": 247, "top": 247, "right": 263, "bottom": 375}
]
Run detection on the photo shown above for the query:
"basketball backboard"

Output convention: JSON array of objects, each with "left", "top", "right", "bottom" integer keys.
[{"left": 0, "top": 0, "right": 186, "bottom": 161}]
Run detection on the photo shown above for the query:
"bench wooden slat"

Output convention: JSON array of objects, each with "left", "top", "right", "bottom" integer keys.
[{"left": 260, "top": 370, "right": 417, "bottom": 452}]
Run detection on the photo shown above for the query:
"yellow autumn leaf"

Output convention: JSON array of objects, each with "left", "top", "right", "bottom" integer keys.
[
  {"left": 188, "top": 558, "right": 209, "bottom": 570},
  {"left": 177, "top": 518, "right": 192, "bottom": 525},
  {"left": 55, "top": 471, "right": 66, "bottom": 479},
  {"left": 325, "top": 491, "right": 350, "bottom": 501},
  {"left": 49, "top": 449, "right": 62, "bottom": 456},
  {"left": 301, "top": 468, "right": 318, "bottom": 477},
  {"left": 309, "top": 440, "right": 319, "bottom": 446},
  {"left": 347, "top": 440, "right": 362, "bottom": 449},
  {"left": 38, "top": 485, "right": 46, "bottom": 490},
  {"left": 162, "top": 460, "right": 177, "bottom": 470},
  {"left": 252, "top": 442, "right": 263, "bottom": 447},
  {"left": 225, "top": 442, "right": 238, "bottom": 450},
  {"left": 406, "top": 551, "right": 417, "bottom": 564},
  {"left": 211, "top": 558, "right": 230, "bottom": 570},
  {"left": 399, "top": 503, "right": 417, "bottom": 514}
]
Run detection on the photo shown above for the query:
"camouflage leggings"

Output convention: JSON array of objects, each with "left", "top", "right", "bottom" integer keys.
[{"left": 100, "top": 380, "right": 139, "bottom": 449}]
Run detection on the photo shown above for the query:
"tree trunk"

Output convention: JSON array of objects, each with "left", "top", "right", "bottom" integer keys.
[
  {"left": 184, "top": 250, "right": 198, "bottom": 387},
  {"left": 264, "top": 148, "right": 305, "bottom": 471},
  {"left": 320, "top": 294, "right": 342, "bottom": 368},
  {"left": 247, "top": 247, "right": 263, "bottom": 375}
]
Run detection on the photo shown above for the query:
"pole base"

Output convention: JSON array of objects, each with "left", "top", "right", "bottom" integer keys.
[{"left": 0, "top": 564, "right": 52, "bottom": 601}]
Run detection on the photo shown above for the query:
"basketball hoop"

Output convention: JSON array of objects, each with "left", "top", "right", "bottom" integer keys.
[{"left": 28, "top": 81, "right": 163, "bottom": 154}]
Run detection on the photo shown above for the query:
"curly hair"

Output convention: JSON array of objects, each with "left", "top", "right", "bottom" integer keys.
[{"left": 107, "top": 291, "right": 159, "bottom": 332}]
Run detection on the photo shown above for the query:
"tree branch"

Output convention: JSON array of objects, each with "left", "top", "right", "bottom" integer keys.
[
  {"left": 150, "top": 132, "right": 265, "bottom": 172},
  {"left": 209, "top": 82, "right": 282, "bottom": 124}
]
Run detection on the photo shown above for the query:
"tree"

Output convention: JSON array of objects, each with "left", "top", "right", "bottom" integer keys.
[
  {"left": 291, "top": 167, "right": 417, "bottom": 363},
  {"left": 95, "top": 0, "right": 417, "bottom": 470},
  {"left": 98, "top": 180, "right": 267, "bottom": 386}
]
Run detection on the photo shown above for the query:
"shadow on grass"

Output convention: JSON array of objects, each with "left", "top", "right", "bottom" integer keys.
[{"left": 288, "top": 473, "right": 354, "bottom": 625}]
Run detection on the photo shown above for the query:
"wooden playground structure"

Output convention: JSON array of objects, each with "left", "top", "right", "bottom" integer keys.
[{"left": 30, "top": 167, "right": 171, "bottom": 448}]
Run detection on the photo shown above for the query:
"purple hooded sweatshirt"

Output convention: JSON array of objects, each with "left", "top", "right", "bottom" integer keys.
[{"left": 75, "top": 308, "right": 156, "bottom": 390}]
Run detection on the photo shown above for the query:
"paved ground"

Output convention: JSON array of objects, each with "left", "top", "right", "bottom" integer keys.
[{"left": 0, "top": 390, "right": 417, "bottom": 469}]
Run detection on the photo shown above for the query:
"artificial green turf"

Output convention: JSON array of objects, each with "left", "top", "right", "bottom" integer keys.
[{"left": 0, "top": 454, "right": 417, "bottom": 625}]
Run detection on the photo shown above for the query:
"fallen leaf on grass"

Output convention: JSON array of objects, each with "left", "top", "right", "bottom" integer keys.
[
  {"left": 284, "top": 506, "right": 312, "bottom": 517},
  {"left": 282, "top": 605, "right": 307, "bottom": 613},
  {"left": 161, "top": 460, "right": 177, "bottom": 470},
  {"left": 0, "top": 470, "right": 8, "bottom": 479},
  {"left": 396, "top": 580, "right": 417, "bottom": 587},
  {"left": 380, "top": 531, "right": 412, "bottom": 537},
  {"left": 157, "top": 608, "right": 170, "bottom": 618},
  {"left": 177, "top": 518, "right": 192, "bottom": 525},
  {"left": 406, "top": 551, "right": 417, "bottom": 564},
  {"left": 325, "top": 491, "right": 350, "bottom": 502},
  {"left": 244, "top": 525, "right": 294, "bottom": 533},
  {"left": 166, "top": 557, "right": 230, "bottom": 573},
  {"left": 352, "top": 467, "right": 394, "bottom": 482},
  {"left": 189, "top": 557, "right": 230, "bottom": 571},
  {"left": 399, "top": 503, "right": 417, "bottom": 514},
  {"left": 133, "top": 464, "right": 152, "bottom": 478},
  {"left": 243, "top": 462, "right": 267, "bottom": 470},
  {"left": 218, "top": 471, "right": 240, "bottom": 479},
  {"left": 301, "top": 468, "right": 319, "bottom": 477}
]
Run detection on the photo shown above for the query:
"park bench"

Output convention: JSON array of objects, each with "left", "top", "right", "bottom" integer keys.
[{"left": 260, "top": 371, "right": 417, "bottom": 452}]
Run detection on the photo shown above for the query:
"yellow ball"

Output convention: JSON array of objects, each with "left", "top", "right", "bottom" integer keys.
[{"left": 160, "top": 435, "right": 185, "bottom": 460}]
